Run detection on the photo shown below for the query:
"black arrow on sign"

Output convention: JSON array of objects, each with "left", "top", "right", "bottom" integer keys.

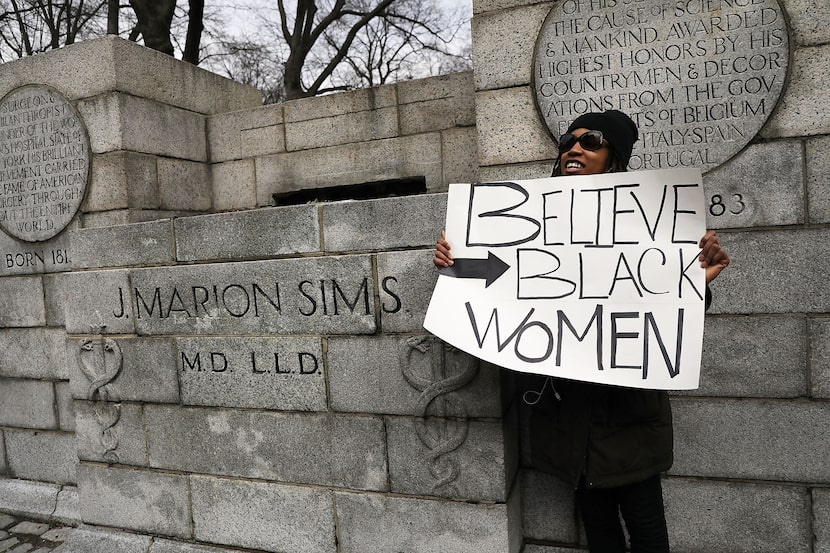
[{"left": 439, "top": 251, "right": 510, "bottom": 288}]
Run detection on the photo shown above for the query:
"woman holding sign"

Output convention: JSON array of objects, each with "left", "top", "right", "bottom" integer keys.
[{"left": 433, "top": 110, "right": 729, "bottom": 553}]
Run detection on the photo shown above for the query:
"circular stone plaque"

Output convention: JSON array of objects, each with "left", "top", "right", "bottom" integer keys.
[
  {"left": 0, "top": 85, "right": 90, "bottom": 242},
  {"left": 533, "top": 0, "right": 789, "bottom": 172}
]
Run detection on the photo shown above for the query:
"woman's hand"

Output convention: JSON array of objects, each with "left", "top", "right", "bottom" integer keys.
[
  {"left": 433, "top": 230, "right": 453, "bottom": 268},
  {"left": 699, "top": 230, "right": 729, "bottom": 283}
]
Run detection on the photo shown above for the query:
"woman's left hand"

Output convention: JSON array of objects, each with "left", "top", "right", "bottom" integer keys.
[{"left": 699, "top": 230, "right": 730, "bottom": 283}]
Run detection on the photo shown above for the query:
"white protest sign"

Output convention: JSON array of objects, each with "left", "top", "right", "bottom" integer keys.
[{"left": 424, "top": 168, "right": 706, "bottom": 390}]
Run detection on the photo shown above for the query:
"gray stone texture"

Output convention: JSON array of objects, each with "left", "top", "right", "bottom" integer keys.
[
  {"left": 786, "top": 0, "right": 830, "bottom": 46},
  {"left": 696, "top": 315, "right": 807, "bottom": 398},
  {"left": 284, "top": 83, "right": 397, "bottom": 122},
  {"left": 74, "top": 401, "right": 146, "bottom": 466},
  {"left": 476, "top": 87, "right": 556, "bottom": 166},
  {"left": 77, "top": 464, "right": 191, "bottom": 538},
  {"left": 472, "top": 3, "right": 551, "bottom": 91},
  {"left": 376, "top": 250, "right": 440, "bottom": 333},
  {"left": 816, "top": 488, "right": 830, "bottom": 553},
  {"left": 67, "top": 336, "right": 178, "bottom": 404},
  {"left": 87, "top": 151, "right": 159, "bottom": 212},
  {"left": 56, "top": 382, "right": 75, "bottom": 431},
  {"left": 42, "top": 274, "right": 66, "bottom": 327},
  {"left": 664, "top": 478, "right": 808, "bottom": 553},
  {"left": 473, "top": 0, "right": 548, "bottom": 14},
  {"left": 286, "top": 105, "right": 398, "bottom": 151},
  {"left": 70, "top": 220, "right": 174, "bottom": 269},
  {"left": 207, "top": 105, "right": 285, "bottom": 163},
  {"left": 4, "top": 430, "right": 76, "bottom": 484},
  {"left": 386, "top": 417, "right": 509, "bottom": 501},
  {"left": 0, "top": 276, "right": 45, "bottom": 327},
  {"left": 762, "top": 45, "right": 830, "bottom": 138},
  {"left": 442, "top": 127, "right": 481, "bottom": 187},
  {"left": 157, "top": 158, "right": 212, "bottom": 211},
  {"left": 0, "top": 379, "right": 56, "bottom": 429},
  {"left": 151, "top": 540, "right": 242, "bottom": 553},
  {"left": 190, "top": 476, "right": 336, "bottom": 553},
  {"left": 705, "top": 229, "right": 830, "bottom": 314},
  {"left": 322, "top": 194, "right": 446, "bottom": 252},
  {"left": 521, "top": 469, "right": 578, "bottom": 544},
  {"left": 210, "top": 160, "right": 256, "bottom": 211},
  {"left": 479, "top": 161, "right": 555, "bottom": 182},
  {"left": 174, "top": 205, "right": 321, "bottom": 262},
  {"left": 0, "top": 328, "right": 68, "bottom": 380},
  {"left": 671, "top": 398, "right": 830, "bottom": 483},
  {"left": 807, "top": 135, "right": 830, "bottom": 224},
  {"left": 59, "top": 526, "right": 152, "bottom": 553},
  {"left": 0, "top": 479, "right": 62, "bottom": 519},
  {"left": 54, "top": 485, "right": 79, "bottom": 525},
  {"left": 61, "top": 270, "right": 134, "bottom": 334},
  {"left": 813, "top": 319, "right": 830, "bottom": 398},
  {"left": 128, "top": 256, "right": 375, "bottom": 335},
  {"left": 77, "top": 93, "right": 207, "bottom": 160},
  {"left": 398, "top": 72, "right": 476, "bottom": 135},
  {"left": 0, "top": 231, "right": 74, "bottom": 277},
  {"left": 702, "top": 140, "right": 804, "bottom": 229},
  {"left": 0, "top": 431, "right": 5, "bottom": 474},
  {"left": 255, "top": 133, "right": 443, "bottom": 204},
  {"left": 335, "top": 492, "right": 512, "bottom": 553},
  {"left": 176, "top": 336, "right": 326, "bottom": 410},
  {"left": 145, "top": 405, "right": 388, "bottom": 490},
  {"left": 524, "top": 547, "right": 587, "bottom": 553},
  {"left": 327, "top": 335, "right": 501, "bottom": 417}
]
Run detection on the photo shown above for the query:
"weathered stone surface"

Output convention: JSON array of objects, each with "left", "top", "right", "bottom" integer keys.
[
  {"left": 255, "top": 133, "right": 443, "bottom": 203},
  {"left": 812, "top": 319, "right": 830, "bottom": 399},
  {"left": 479, "top": 161, "right": 554, "bottom": 182},
  {"left": 54, "top": 485, "right": 79, "bottom": 525},
  {"left": 386, "top": 417, "right": 508, "bottom": 501},
  {"left": 59, "top": 525, "right": 152, "bottom": 553},
  {"left": 0, "top": 328, "right": 68, "bottom": 380},
  {"left": 322, "top": 194, "right": 446, "bottom": 252},
  {"left": 703, "top": 140, "right": 804, "bottom": 229},
  {"left": 807, "top": 135, "right": 830, "bottom": 224},
  {"left": 210, "top": 160, "right": 256, "bottom": 211},
  {"left": 190, "top": 476, "right": 336, "bottom": 552},
  {"left": 524, "top": 547, "right": 587, "bottom": 553},
  {"left": 158, "top": 158, "right": 211, "bottom": 211},
  {"left": 664, "top": 478, "right": 808, "bottom": 553},
  {"left": 146, "top": 405, "right": 388, "bottom": 490},
  {"left": 0, "top": 226, "right": 71, "bottom": 277},
  {"left": 472, "top": 3, "right": 550, "bottom": 90},
  {"left": 77, "top": 92, "right": 207, "bottom": 160},
  {"left": 4, "top": 429, "right": 76, "bottom": 484},
  {"left": 128, "top": 256, "right": 375, "bottom": 335},
  {"left": 68, "top": 336, "right": 178, "bottom": 403},
  {"left": 815, "top": 488, "right": 830, "bottom": 553},
  {"left": 176, "top": 336, "right": 326, "bottom": 410},
  {"left": 762, "top": 45, "right": 830, "bottom": 138},
  {"left": 786, "top": 0, "right": 830, "bottom": 46},
  {"left": 399, "top": 72, "right": 476, "bottom": 135},
  {"left": 284, "top": 84, "right": 397, "bottom": 122},
  {"left": 151, "top": 539, "right": 242, "bottom": 553},
  {"left": 207, "top": 105, "right": 284, "bottom": 163},
  {"left": 56, "top": 382, "right": 75, "bottom": 431},
  {"left": 286, "top": 106, "right": 399, "bottom": 151},
  {"left": 695, "top": 315, "right": 807, "bottom": 398},
  {"left": 335, "top": 492, "right": 512, "bottom": 553},
  {"left": 0, "top": 378, "right": 56, "bottom": 429},
  {"left": 43, "top": 274, "right": 66, "bottom": 327},
  {"left": 328, "top": 335, "right": 501, "bottom": 417},
  {"left": 521, "top": 469, "right": 578, "bottom": 544},
  {"left": 0, "top": 479, "right": 60, "bottom": 519},
  {"left": 0, "top": 276, "right": 45, "bottom": 327},
  {"left": 705, "top": 229, "right": 830, "bottom": 314},
  {"left": 74, "top": 401, "right": 146, "bottom": 466},
  {"left": 70, "top": 220, "right": 174, "bottom": 269},
  {"left": 473, "top": 0, "right": 546, "bottom": 15},
  {"left": 376, "top": 249, "right": 439, "bottom": 333},
  {"left": 77, "top": 464, "right": 191, "bottom": 538},
  {"left": 62, "top": 269, "right": 134, "bottom": 334},
  {"left": 476, "top": 87, "right": 556, "bottom": 166},
  {"left": 87, "top": 151, "right": 159, "bottom": 211},
  {"left": 672, "top": 398, "right": 830, "bottom": 482},
  {"left": 0, "top": 431, "right": 5, "bottom": 474},
  {"left": 442, "top": 127, "right": 480, "bottom": 189},
  {"left": 174, "top": 205, "right": 320, "bottom": 262}
]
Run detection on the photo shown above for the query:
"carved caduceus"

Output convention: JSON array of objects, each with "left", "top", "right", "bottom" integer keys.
[
  {"left": 76, "top": 324, "right": 123, "bottom": 464},
  {"left": 400, "top": 335, "right": 478, "bottom": 495}
]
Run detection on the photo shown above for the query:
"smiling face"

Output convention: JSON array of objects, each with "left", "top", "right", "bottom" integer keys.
[{"left": 558, "top": 128, "right": 612, "bottom": 176}]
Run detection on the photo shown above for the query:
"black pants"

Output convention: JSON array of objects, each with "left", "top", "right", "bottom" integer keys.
[{"left": 576, "top": 474, "right": 670, "bottom": 553}]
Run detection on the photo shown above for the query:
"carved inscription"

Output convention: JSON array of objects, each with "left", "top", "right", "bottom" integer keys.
[
  {"left": 533, "top": 0, "right": 789, "bottom": 172},
  {"left": 0, "top": 86, "right": 89, "bottom": 241}
]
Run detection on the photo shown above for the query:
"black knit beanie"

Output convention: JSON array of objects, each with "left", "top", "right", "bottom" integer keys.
[{"left": 566, "top": 110, "right": 638, "bottom": 169}]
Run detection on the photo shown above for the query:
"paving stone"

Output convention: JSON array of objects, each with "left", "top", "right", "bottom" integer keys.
[
  {"left": 56, "top": 525, "right": 150, "bottom": 553},
  {"left": 40, "top": 528, "right": 73, "bottom": 542},
  {"left": 0, "top": 516, "right": 12, "bottom": 529},
  {"left": 9, "top": 522, "right": 49, "bottom": 536}
]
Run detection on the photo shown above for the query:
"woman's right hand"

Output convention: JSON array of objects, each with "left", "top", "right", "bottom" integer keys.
[{"left": 433, "top": 230, "right": 453, "bottom": 268}]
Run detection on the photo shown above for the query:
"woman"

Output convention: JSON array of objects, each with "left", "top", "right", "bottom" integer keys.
[{"left": 433, "top": 110, "right": 729, "bottom": 553}]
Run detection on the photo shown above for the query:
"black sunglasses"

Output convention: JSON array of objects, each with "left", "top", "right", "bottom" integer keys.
[{"left": 557, "top": 130, "right": 606, "bottom": 154}]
